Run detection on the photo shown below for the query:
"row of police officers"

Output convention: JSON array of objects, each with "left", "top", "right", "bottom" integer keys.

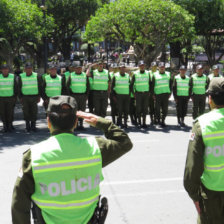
[{"left": 0, "top": 61, "right": 222, "bottom": 132}]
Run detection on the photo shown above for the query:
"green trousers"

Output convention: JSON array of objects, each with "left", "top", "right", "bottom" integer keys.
[
  {"left": 192, "top": 94, "right": 206, "bottom": 120},
  {"left": 21, "top": 95, "right": 39, "bottom": 121},
  {"left": 117, "top": 94, "right": 130, "bottom": 120},
  {"left": 176, "top": 96, "right": 189, "bottom": 119},
  {"left": 135, "top": 92, "right": 149, "bottom": 117},
  {"left": 93, "top": 91, "right": 108, "bottom": 117},
  {"left": 0, "top": 96, "right": 16, "bottom": 125},
  {"left": 198, "top": 185, "right": 224, "bottom": 224},
  {"left": 155, "top": 93, "right": 169, "bottom": 121},
  {"left": 72, "top": 94, "right": 87, "bottom": 111}
]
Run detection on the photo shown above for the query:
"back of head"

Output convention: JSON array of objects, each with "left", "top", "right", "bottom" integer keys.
[
  {"left": 207, "top": 77, "right": 224, "bottom": 106},
  {"left": 47, "top": 96, "right": 77, "bottom": 131}
]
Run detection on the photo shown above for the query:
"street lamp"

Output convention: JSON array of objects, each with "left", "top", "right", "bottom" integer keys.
[{"left": 40, "top": 0, "right": 48, "bottom": 73}]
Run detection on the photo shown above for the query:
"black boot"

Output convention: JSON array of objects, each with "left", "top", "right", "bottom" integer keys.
[
  {"left": 161, "top": 117, "right": 166, "bottom": 127},
  {"left": 25, "top": 121, "right": 31, "bottom": 132},
  {"left": 142, "top": 116, "right": 147, "bottom": 128},
  {"left": 31, "top": 121, "right": 37, "bottom": 132},
  {"left": 150, "top": 115, "right": 154, "bottom": 126},
  {"left": 177, "top": 117, "right": 181, "bottom": 126},
  {"left": 181, "top": 117, "right": 186, "bottom": 127},
  {"left": 137, "top": 117, "right": 142, "bottom": 128}
]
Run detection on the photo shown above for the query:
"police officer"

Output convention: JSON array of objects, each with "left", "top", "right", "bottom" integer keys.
[
  {"left": 152, "top": 62, "right": 172, "bottom": 127},
  {"left": 87, "top": 61, "right": 111, "bottom": 117},
  {"left": 11, "top": 95, "right": 133, "bottom": 224},
  {"left": 67, "top": 61, "right": 89, "bottom": 130},
  {"left": 42, "top": 63, "right": 66, "bottom": 110},
  {"left": 0, "top": 64, "right": 17, "bottom": 132},
  {"left": 18, "top": 63, "right": 42, "bottom": 132},
  {"left": 208, "top": 65, "right": 222, "bottom": 81},
  {"left": 148, "top": 61, "right": 157, "bottom": 125},
  {"left": 131, "top": 61, "right": 150, "bottom": 128},
  {"left": 173, "top": 65, "right": 190, "bottom": 126},
  {"left": 190, "top": 64, "right": 210, "bottom": 119},
  {"left": 109, "top": 64, "right": 118, "bottom": 124},
  {"left": 184, "top": 77, "right": 224, "bottom": 223},
  {"left": 111, "top": 63, "right": 130, "bottom": 128},
  {"left": 87, "top": 62, "right": 98, "bottom": 113}
]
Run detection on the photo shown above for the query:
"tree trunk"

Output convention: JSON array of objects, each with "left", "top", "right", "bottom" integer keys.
[{"left": 60, "top": 37, "right": 72, "bottom": 61}]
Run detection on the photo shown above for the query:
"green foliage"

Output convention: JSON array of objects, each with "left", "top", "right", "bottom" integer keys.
[{"left": 86, "top": 0, "right": 195, "bottom": 46}]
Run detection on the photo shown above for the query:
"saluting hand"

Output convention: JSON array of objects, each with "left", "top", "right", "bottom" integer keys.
[{"left": 76, "top": 111, "right": 99, "bottom": 127}]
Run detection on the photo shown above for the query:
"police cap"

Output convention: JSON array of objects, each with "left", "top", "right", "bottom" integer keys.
[
  {"left": 179, "top": 65, "right": 186, "bottom": 70},
  {"left": 207, "top": 77, "right": 224, "bottom": 95},
  {"left": 138, "top": 60, "right": 145, "bottom": 66},
  {"left": 158, "top": 62, "right": 165, "bottom": 68},
  {"left": 1, "top": 64, "right": 9, "bottom": 69},
  {"left": 196, "top": 64, "right": 203, "bottom": 70},
  {"left": 71, "top": 61, "right": 82, "bottom": 68},
  {"left": 119, "top": 62, "right": 126, "bottom": 68},
  {"left": 212, "top": 65, "right": 219, "bottom": 70},
  {"left": 25, "top": 62, "right": 33, "bottom": 68},
  {"left": 48, "top": 63, "right": 57, "bottom": 69},
  {"left": 47, "top": 95, "right": 77, "bottom": 115},
  {"left": 151, "top": 62, "right": 157, "bottom": 67}
]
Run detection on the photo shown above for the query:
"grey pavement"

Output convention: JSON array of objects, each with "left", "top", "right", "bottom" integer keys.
[{"left": 0, "top": 107, "right": 198, "bottom": 223}]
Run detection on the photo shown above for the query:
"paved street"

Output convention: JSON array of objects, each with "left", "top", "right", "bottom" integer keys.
[{"left": 0, "top": 112, "right": 197, "bottom": 224}]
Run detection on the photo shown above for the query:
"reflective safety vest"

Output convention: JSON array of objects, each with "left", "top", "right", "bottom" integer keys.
[
  {"left": 134, "top": 70, "right": 150, "bottom": 92},
  {"left": 45, "top": 75, "right": 62, "bottom": 97},
  {"left": 92, "top": 70, "right": 108, "bottom": 91},
  {"left": 208, "top": 73, "right": 221, "bottom": 81},
  {"left": 0, "top": 73, "right": 14, "bottom": 97},
  {"left": 64, "top": 71, "right": 70, "bottom": 82},
  {"left": 114, "top": 72, "right": 130, "bottom": 95},
  {"left": 154, "top": 71, "right": 171, "bottom": 94},
  {"left": 70, "top": 72, "right": 87, "bottom": 94},
  {"left": 192, "top": 74, "right": 207, "bottom": 95},
  {"left": 175, "top": 74, "right": 190, "bottom": 96},
  {"left": 89, "top": 77, "right": 93, "bottom": 90},
  {"left": 31, "top": 133, "right": 103, "bottom": 224},
  {"left": 20, "top": 72, "right": 38, "bottom": 95},
  {"left": 198, "top": 108, "right": 224, "bottom": 191}
]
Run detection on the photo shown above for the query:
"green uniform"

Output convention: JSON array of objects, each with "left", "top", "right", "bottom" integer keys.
[
  {"left": 112, "top": 72, "right": 130, "bottom": 126},
  {"left": 0, "top": 73, "right": 17, "bottom": 131},
  {"left": 130, "top": 70, "right": 150, "bottom": 126},
  {"left": 109, "top": 72, "right": 118, "bottom": 124},
  {"left": 42, "top": 74, "right": 66, "bottom": 110},
  {"left": 184, "top": 108, "right": 224, "bottom": 223},
  {"left": 173, "top": 74, "right": 190, "bottom": 124},
  {"left": 148, "top": 70, "right": 156, "bottom": 123},
  {"left": 152, "top": 71, "right": 172, "bottom": 124},
  {"left": 67, "top": 72, "right": 89, "bottom": 112},
  {"left": 11, "top": 118, "right": 133, "bottom": 224},
  {"left": 190, "top": 74, "right": 209, "bottom": 119},
  {"left": 92, "top": 69, "right": 110, "bottom": 117},
  {"left": 208, "top": 73, "right": 221, "bottom": 81},
  {"left": 18, "top": 72, "right": 42, "bottom": 123},
  {"left": 88, "top": 77, "right": 94, "bottom": 113}
]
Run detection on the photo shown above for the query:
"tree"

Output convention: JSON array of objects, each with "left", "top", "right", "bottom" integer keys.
[
  {"left": 85, "top": 0, "right": 195, "bottom": 64},
  {"left": 0, "top": 0, "right": 54, "bottom": 67},
  {"left": 174, "top": 0, "right": 224, "bottom": 66},
  {"left": 32, "top": 0, "right": 109, "bottom": 60}
]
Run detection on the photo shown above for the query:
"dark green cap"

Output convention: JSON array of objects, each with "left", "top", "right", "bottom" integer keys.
[
  {"left": 47, "top": 96, "right": 77, "bottom": 115},
  {"left": 207, "top": 77, "right": 224, "bottom": 95}
]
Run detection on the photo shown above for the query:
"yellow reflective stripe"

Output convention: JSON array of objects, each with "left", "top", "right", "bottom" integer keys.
[
  {"left": 203, "top": 131, "right": 224, "bottom": 140},
  {"left": 33, "top": 156, "right": 101, "bottom": 173},
  {"left": 204, "top": 163, "right": 224, "bottom": 172},
  {"left": 32, "top": 194, "right": 99, "bottom": 209},
  {"left": 155, "top": 84, "right": 168, "bottom": 89}
]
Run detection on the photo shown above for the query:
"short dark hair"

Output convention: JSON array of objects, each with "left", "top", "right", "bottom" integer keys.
[
  {"left": 210, "top": 92, "right": 224, "bottom": 106},
  {"left": 48, "top": 112, "right": 76, "bottom": 131}
]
